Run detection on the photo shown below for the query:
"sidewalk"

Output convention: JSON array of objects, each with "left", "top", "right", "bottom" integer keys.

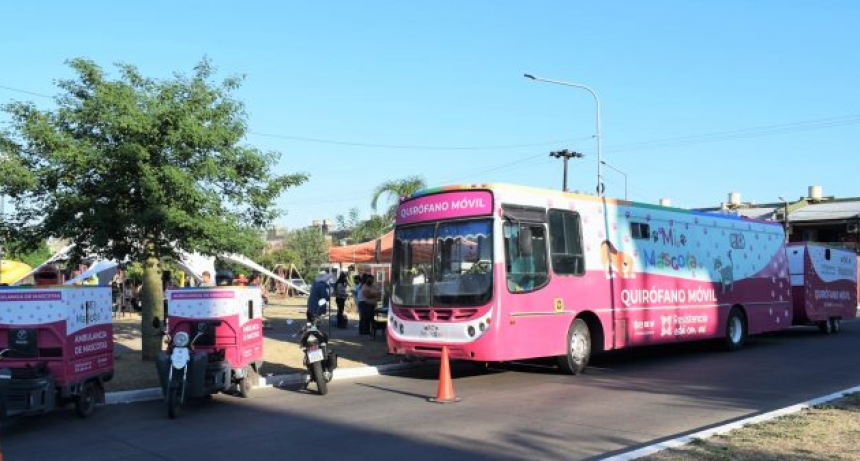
[{"left": 107, "top": 297, "right": 398, "bottom": 392}]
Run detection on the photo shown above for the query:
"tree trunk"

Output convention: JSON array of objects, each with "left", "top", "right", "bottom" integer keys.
[{"left": 140, "top": 255, "right": 164, "bottom": 361}]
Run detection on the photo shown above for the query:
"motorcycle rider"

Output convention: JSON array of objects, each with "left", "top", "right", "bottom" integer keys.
[{"left": 306, "top": 272, "right": 332, "bottom": 323}]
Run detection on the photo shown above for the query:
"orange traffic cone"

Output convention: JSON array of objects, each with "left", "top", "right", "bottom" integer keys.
[{"left": 428, "top": 346, "right": 460, "bottom": 404}]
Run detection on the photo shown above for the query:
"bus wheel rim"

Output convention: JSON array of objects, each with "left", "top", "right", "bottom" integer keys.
[
  {"left": 571, "top": 330, "right": 586, "bottom": 359},
  {"left": 729, "top": 316, "right": 742, "bottom": 343}
]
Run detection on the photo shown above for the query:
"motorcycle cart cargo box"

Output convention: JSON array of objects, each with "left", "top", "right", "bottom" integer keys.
[
  {"left": 0, "top": 286, "right": 113, "bottom": 418},
  {"left": 157, "top": 286, "right": 264, "bottom": 400},
  {"left": 787, "top": 243, "right": 858, "bottom": 331}
]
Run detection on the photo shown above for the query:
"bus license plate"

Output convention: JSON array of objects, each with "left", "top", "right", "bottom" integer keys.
[{"left": 308, "top": 349, "right": 324, "bottom": 363}]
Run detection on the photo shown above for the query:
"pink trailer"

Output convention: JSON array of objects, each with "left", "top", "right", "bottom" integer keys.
[
  {"left": 0, "top": 286, "right": 113, "bottom": 418},
  {"left": 788, "top": 243, "right": 858, "bottom": 333},
  {"left": 387, "top": 184, "right": 793, "bottom": 373}
]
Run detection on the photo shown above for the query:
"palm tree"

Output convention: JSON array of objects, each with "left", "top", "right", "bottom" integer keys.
[
  {"left": 353, "top": 214, "right": 391, "bottom": 243},
  {"left": 371, "top": 176, "right": 427, "bottom": 222}
]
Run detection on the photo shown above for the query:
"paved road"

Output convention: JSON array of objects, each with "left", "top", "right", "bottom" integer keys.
[{"left": 4, "top": 322, "right": 860, "bottom": 461}]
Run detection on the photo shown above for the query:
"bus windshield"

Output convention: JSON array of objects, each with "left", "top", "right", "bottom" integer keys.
[{"left": 392, "top": 219, "right": 493, "bottom": 307}]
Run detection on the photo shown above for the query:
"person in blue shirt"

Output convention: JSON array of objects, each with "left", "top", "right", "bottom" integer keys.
[{"left": 306, "top": 272, "right": 332, "bottom": 323}]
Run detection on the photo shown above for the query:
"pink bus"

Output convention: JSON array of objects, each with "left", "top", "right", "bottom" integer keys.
[
  {"left": 787, "top": 242, "right": 857, "bottom": 333},
  {"left": 387, "top": 184, "right": 792, "bottom": 373}
]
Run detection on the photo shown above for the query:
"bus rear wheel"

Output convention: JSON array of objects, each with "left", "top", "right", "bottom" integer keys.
[
  {"left": 558, "top": 318, "right": 591, "bottom": 375},
  {"left": 724, "top": 308, "right": 747, "bottom": 351}
]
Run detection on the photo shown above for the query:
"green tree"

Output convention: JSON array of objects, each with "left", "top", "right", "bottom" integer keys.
[
  {"left": 0, "top": 58, "right": 307, "bottom": 359},
  {"left": 335, "top": 207, "right": 391, "bottom": 244},
  {"left": 352, "top": 214, "right": 390, "bottom": 243},
  {"left": 334, "top": 208, "right": 362, "bottom": 241},
  {"left": 2, "top": 240, "right": 52, "bottom": 268},
  {"left": 285, "top": 227, "right": 328, "bottom": 278},
  {"left": 257, "top": 246, "right": 300, "bottom": 273},
  {"left": 370, "top": 176, "right": 427, "bottom": 222}
]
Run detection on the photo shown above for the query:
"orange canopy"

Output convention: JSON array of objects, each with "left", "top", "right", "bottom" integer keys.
[{"left": 329, "top": 231, "right": 394, "bottom": 264}]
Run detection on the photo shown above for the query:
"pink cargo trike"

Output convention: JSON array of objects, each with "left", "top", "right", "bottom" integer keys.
[
  {"left": 154, "top": 286, "right": 263, "bottom": 418},
  {"left": 0, "top": 286, "right": 113, "bottom": 418}
]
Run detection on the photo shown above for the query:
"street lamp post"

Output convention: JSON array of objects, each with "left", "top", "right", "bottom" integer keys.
[
  {"left": 0, "top": 193, "right": 3, "bottom": 280},
  {"left": 600, "top": 160, "right": 628, "bottom": 201},
  {"left": 549, "top": 149, "right": 583, "bottom": 192},
  {"left": 524, "top": 73, "right": 603, "bottom": 196}
]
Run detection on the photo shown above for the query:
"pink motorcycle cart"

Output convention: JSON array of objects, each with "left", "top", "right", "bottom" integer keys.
[
  {"left": 155, "top": 286, "right": 263, "bottom": 418},
  {"left": 0, "top": 286, "right": 113, "bottom": 418}
]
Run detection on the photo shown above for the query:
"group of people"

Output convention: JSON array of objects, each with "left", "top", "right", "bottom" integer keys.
[
  {"left": 115, "top": 270, "right": 269, "bottom": 314},
  {"left": 306, "top": 271, "right": 381, "bottom": 336}
]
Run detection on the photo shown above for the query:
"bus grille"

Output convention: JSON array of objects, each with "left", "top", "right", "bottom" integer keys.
[{"left": 393, "top": 307, "right": 479, "bottom": 322}]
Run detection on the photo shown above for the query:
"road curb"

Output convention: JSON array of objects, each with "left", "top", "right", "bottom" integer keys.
[
  {"left": 103, "top": 361, "right": 423, "bottom": 405},
  {"left": 595, "top": 384, "right": 860, "bottom": 461}
]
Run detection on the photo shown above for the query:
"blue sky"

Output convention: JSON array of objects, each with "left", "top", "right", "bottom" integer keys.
[{"left": 1, "top": 1, "right": 858, "bottom": 230}]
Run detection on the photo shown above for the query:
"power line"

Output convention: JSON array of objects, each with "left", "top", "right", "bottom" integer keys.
[
  {"left": 250, "top": 131, "right": 594, "bottom": 151},
  {"left": 282, "top": 152, "right": 568, "bottom": 206},
  {"left": 0, "top": 85, "right": 53, "bottom": 99},
  {"left": 607, "top": 115, "right": 860, "bottom": 153},
  {"left": 3, "top": 81, "right": 858, "bottom": 154}
]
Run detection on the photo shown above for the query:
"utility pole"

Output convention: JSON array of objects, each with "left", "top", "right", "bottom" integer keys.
[
  {"left": 549, "top": 149, "right": 584, "bottom": 192},
  {"left": 0, "top": 193, "right": 4, "bottom": 281}
]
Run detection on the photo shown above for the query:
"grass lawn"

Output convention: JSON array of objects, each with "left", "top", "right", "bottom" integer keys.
[{"left": 639, "top": 393, "right": 860, "bottom": 461}]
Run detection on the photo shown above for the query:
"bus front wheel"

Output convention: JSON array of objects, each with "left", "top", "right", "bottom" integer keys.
[
  {"left": 558, "top": 318, "right": 591, "bottom": 375},
  {"left": 724, "top": 308, "right": 747, "bottom": 351}
]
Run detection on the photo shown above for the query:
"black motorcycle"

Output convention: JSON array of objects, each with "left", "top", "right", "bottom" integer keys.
[{"left": 300, "top": 301, "right": 337, "bottom": 395}]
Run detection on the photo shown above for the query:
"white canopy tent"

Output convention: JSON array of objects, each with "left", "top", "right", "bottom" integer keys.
[
  {"left": 64, "top": 259, "right": 119, "bottom": 286},
  {"left": 10, "top": 244, "right": 76, "bottom": 286},
  {"left": 220, "top": 253, "right": 310, "bottom": 295},
  {"left": 7, "top": 243, "right": 310, "bottom": 295}
]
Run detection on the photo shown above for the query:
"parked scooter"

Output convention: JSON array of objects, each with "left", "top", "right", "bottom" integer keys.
[
  {"left": 300, "top": 299, "right": 337, "bottom": 395},
  {"left": 154, "top": 320, "right": 213, "bottom": 419}
]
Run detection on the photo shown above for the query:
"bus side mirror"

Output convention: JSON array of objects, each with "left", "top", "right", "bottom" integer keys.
[
  {"left": 163, "top": 298, "right": 169, "bottom": 320},
  {"left": 248, "top": 300, "right": 254, "bottom": 319}
]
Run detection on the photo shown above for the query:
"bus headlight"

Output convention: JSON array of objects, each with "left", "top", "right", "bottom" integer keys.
[{"left": 467, "top": 326, "right": 476, "bottom": 338}]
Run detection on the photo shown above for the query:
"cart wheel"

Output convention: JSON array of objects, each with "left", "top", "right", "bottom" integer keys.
[
  {"left": 75, "top": 381, "right": 98, "bottom": 418},
  {"left": 167, "top": 384, "right": 182, "bottom": 419},
  {"left": 237, "top": 367, "right": 256, "bottom": 398}
]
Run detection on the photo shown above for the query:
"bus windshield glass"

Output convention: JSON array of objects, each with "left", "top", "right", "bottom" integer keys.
[{"left": 393, "top": 219, "right": 493, "bottom": 307}]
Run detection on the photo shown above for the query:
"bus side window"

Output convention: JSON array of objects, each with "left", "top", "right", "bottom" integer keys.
[
  {"left": 631, "top": 222, "right": 650, "bottom": 240},
  {"left": 549, "top": 210, "right": 585, "bottom": 276},
  {"left": 504, "top": 222, "right": 549, "bottom": 293}
]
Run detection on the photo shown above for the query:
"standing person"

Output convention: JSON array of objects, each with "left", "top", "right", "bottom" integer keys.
[
  {"left": 353, "top": 274, "right": 364, "bottom": 306},
  {"left": 122, "top": 279, "right": 136, "bottom": 314},
  {"left": 306, "top": 272, "right": 332, "bottom": 323},
  {"left": 333, "top": 272, "right": 349, "bottom": 328},
  {"left": 249, "top": 273, "right": 269, "bottom": 306},
  {"left": 359, "top": 275, "right": 381, "bottom": 335}
]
